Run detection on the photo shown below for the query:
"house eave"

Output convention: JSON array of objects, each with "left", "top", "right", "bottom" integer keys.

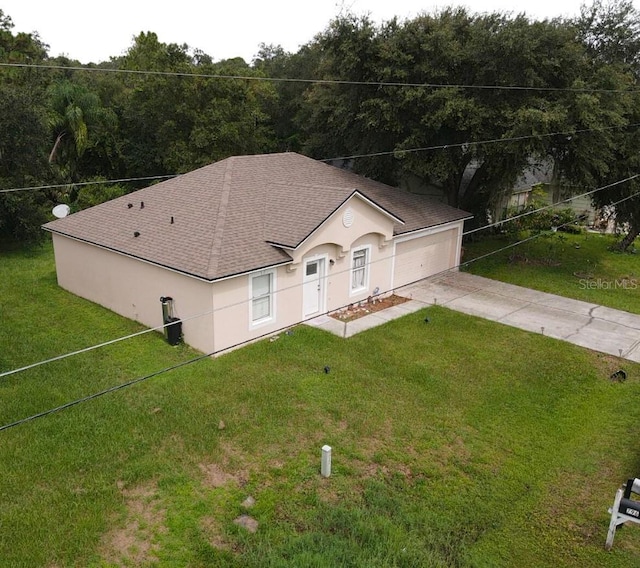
[
  {"left": 43, "top": 227, "right": 293, "bottom": 283},
  {"left": 393, "top": 215, "right": 474, "bottom": 239}
]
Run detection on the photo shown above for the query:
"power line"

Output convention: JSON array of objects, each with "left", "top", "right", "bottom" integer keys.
[
  {"left": 322, "top": 123, "right": 640, "bottom": 163},
  {"left": 461, "top": 190, "right": 640, "bottom": 266},
  {"left": 0, "top": 353, "right": 212, "bottom": 432},
  {"left": 0, "top": 306, "right": 213, "bottom": 379},
  {"left": 2, "top": 171, "right": 638, "bottom": 380},
  {"left": 1, "top": 61, "right": 639, "bottom": 94},
  {"left": 1, "top": 188, "right": 638, "bottom": 432},
  {"left": 0, "top": 175, "right": 177, "bottom": 194},
  {"left": 464, "top": 173, "right": 640, "bottom": 236},
  {"left": 3, "top": 122, "right": 640, "bottom": 194}
]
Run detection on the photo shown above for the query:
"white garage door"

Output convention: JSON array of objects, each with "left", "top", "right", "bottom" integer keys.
[{"left": 393, "top": 228, "right": 458, "bottom": 289}]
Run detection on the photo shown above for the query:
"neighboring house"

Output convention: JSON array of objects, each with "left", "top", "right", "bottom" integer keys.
[
  {"left": 43, "top": 153, "right": 471, "bottom": 354},
  {"left": 401, "top": 157, "right": 597, "bottom": 224},
  {"left": 491, "top": 159, "right": 555, "bottom": 219},
  {"left": 494, "top": 159, "right": 597, "bottom": 224}
]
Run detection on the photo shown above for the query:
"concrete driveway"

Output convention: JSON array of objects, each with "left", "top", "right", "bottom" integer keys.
[{"left": 400, "top": 271, "right": 640, "bottom": 363}]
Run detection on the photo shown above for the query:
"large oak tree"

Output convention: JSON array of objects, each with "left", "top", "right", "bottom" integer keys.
[{"left": 296, "top": 7, "right": 637, "bottom": 234}]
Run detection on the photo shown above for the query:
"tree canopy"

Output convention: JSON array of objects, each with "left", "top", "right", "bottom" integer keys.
[
  {"left": 0, "top": 11, "right": 50, "bottom": 244},
  {"left": 574, "top": 0, "right": 640, "bottom": 249},
  {"left": 294, "top": 8, "right": 638, "bottom": 242},
  {"left": 0, "top": 2, "right": 638, "bottom": 249}
]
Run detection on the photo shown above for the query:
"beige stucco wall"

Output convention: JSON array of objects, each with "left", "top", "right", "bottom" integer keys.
[
  {"left": 291, "top": 194, "right": 396, "bottom": 306},
  {"left": 51, "top": 234, "right": 215, "bottom": 354},
  {"left": 208, "top": 264, "right": 301, "bottom": 354},
  {"left": 207, "top": 195, "right": 397, "bottom": 353},
  {"left": 50, "top": 197, "right": 463, "bottom": 356}
]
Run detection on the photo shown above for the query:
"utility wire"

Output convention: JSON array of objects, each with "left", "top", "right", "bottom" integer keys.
[
  {"left": 2, "top": 171, "right": 638, "bottom": 380},
  {"left": 0, "top": 175, "right": 177, "bottom": 194},
  {"left": 1, "top": 188, "right": 638, "bottom": 433},
  {"left": 0, "top": 307, "right": 214, "bottom": 379},
  {"left": 463, "top": 173, "right": 640, "bottom": 236},
  {"left": 322, "top": 123, "right": 640, "bottom": 163},
  {"left": 1, "top": 61, "right": 639, "bottom": 94},
  {"left": 461, "top": 190, "right": 640, "bottom": 266},
  {"left": 3, "top": 122, "right": 640, "bottom": 194},
  {"left": 0, "top": 354, "right": 212, "bottom": 432}
]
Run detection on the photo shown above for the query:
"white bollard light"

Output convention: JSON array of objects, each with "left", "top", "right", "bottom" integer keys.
[{"left": 321, "top": 445, "right": 332, "bottom": 477}]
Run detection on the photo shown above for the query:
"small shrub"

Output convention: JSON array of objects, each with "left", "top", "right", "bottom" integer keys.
[
  {"left": 502, "top": 187, "right": 583, "bottom": 238},
  {"left": 558, "top": 224, "right": 585, "bottom": 235}
]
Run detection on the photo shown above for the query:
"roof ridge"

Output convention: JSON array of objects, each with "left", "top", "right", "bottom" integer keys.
[{"left": 206, "top": 157, "right": 235, "bottom": 277}]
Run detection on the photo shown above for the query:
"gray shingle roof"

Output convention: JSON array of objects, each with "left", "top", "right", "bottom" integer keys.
[{"left": 43, "top": 153, "right": 471, "bottom": 281}]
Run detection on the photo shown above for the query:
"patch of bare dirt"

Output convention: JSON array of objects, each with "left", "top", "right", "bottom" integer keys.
[
  {"left": 200, "top": 441, "right": 250, "bottom": 489},
  {"left": 593, "top": 353, "right": 633, "bottom": 381},
  {"left": 234, "top": 514, "right": 259, "bottom": 533},
  {"left": 100, "top": 481, "right": 167, "bottom": 567},
  {"left": 508, "top": 253, "right": 561, "bottom": 267},
  {"left": 199, "top": 463, "right": 242, "bottom": 488},
  {"left": 330, "top": 294, "right": 410, "bottom": 322},
  {"left": 200, "top": 516, "right": 235, "bottom": 551},
  {"left": 428, "top": 434, "right": 471, "bottom": 472}
]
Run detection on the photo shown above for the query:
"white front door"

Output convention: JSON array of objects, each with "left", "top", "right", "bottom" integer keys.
[{"left": 303, "top": 258, "right": 325, "bottom": 317}]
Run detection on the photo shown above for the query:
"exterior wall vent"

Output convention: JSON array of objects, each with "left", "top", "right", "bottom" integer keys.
[{"left": 342, "top": 207, "right": 354, "bottom": 228}]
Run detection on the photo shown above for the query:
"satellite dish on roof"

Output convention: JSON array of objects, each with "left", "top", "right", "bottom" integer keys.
[{"left": 52, "top": 204, "right": 71, "bottom": 218}]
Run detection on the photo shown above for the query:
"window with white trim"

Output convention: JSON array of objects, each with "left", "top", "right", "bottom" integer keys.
[
  {"left": 250, "top": 271, "right": 275, "bottom": 324},
  {"left": 351, "top": 247, "right": 369, "bottom": 293}
]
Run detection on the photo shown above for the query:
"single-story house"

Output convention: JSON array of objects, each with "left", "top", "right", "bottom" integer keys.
[
  {"left": 43, "top": 153, "right": 471, "bottom": 354},
  {"left": 493, "top": 159, "right": 598, "bottom": 224}
]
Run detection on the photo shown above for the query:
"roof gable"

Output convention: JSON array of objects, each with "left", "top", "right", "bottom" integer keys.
[
  {"left": 44, "top": 153, "right": 471, "bottom": 281},
  {"left": 265, "top": 189, "right": 403, "bottom": 250}
]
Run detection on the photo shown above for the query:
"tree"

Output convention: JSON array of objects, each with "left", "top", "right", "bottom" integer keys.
[
  {"left": 0, "top": 10, "right": 51, "bottom": 245},
  {"left": 47, "top": 80, "right": 117, "bottom": 188},
  {"left": 577, "top": 0, "right": 640, "bottom": 73},
  {"left": 253, "top": 43, "right": 321, "bottom": 152},
  {"left": 586, "top": 102, "right": 640, "bottom": 251},
  {"left": 573, "top": 0, "right": 640, "bottom": 250},
  {"left": 294, "top": 10, "right": 636, "bottom": 232},
  {"left": 0, "top": 9, "right": 47, "bottom": 66},
  {"left": 0, "top": 86, "right": 50, "bottom": 244},
  {"left": 73, "top": 181, "right": 127, "bottom": 210},
  {"left": 112, "top": 33, "right": 276, "bottom": 176}
]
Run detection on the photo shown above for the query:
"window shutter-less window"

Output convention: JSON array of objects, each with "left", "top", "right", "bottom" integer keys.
[
  {"left": 252, "top": 273, "right": 271, "bottom": 321},
  {"left": 352, "top": 249, "right": 367, "bottom": 290}
]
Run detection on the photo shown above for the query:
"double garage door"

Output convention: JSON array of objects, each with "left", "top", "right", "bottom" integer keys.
[{"left": 393, "top": 228, "right": 458, "bottom": 289}]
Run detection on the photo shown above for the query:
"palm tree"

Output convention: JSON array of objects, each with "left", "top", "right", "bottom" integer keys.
[{"left": 48, "top": 80, "right": 111, "bottom": 183}]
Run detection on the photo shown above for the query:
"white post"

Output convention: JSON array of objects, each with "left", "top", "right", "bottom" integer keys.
[
  {"left": 321, "top": 445, "right": 332, "bottom": 477},
  {"left": 606, "top": 488, "right": 624, "bottom": 550}
]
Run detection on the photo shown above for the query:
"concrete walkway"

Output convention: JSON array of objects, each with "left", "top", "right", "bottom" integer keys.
[{"left": 307, "top": 272, "right": 640, "bottom": 363}]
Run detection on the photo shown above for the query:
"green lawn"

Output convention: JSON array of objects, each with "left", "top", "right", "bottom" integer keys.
[
  {"left": 1, "top": 242, "right": 640, "bottom": 567},
  {"left": 462, "top": 231, "right": 639, "bottom": 314}
]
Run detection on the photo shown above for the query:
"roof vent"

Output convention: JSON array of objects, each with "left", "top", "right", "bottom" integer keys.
[
  {"left": 134, "top": 231, "right": 140, "bottom": 237},
  {"left": 170, "top": 216, "right": 174, "bottom": 224},
  {"left": 140, "top": 201, "right": 145, "bottom": 209},
  {"left": 127, "top": 203, "right": 133, "bottom": 209}
]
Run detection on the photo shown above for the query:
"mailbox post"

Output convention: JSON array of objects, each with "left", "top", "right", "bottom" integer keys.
[{"left": 606, "top": 478, "right": 640, "bottom": 550}]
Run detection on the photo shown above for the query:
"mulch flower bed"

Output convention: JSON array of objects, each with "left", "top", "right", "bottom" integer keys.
[{"left": 329, "top": 294, "right": 410, "bottom": 322}]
